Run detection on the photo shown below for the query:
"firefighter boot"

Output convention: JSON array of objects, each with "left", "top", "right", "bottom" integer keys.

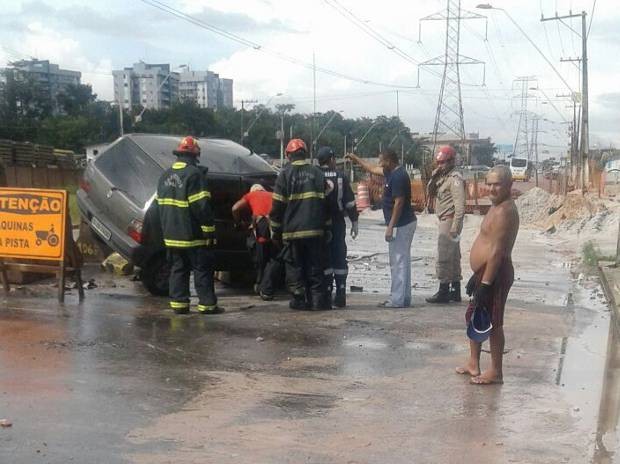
[
  {"left": 334, "top": 277, "right": 346, "bottom": 308},
  {"left": 450, "top": 281, "right": 462, "bottom": 302},
  {"left": 426, "top": 283, "right": 451, "bottom": 303},
  {"left": 289, "top": 294, "right": 308, "bottom": 310}
]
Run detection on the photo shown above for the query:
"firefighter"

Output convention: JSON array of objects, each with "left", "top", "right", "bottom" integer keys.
[
  {"left": 156, "top": 135, "right": 222, "bottom": 314},
  {"left": 426, "top": 145, "right": 466, "bottom": 303},
  {"left": 269, "top": 139, "right": 330, "bottom": 310},
  {"left": 317, "top": 146, "right": 359, "bottom": 307}
]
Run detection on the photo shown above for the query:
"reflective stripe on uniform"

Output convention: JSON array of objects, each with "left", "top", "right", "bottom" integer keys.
[
  {"left": 188, "top": 190, "right": 211, "bottom": 203},
  {"left": 197, "top": 304, "right": 217, "bottom": 312},
  {"left": 282, "top": 229, "right": 324, "bottom": 239},
  {"left": 170, "top": 301, "right": 190, "bottom": 309},
  {"left": 201, "top": 225, "right": 216, "bottom": 233},
  {"left": 272, "top": 192, "right": 287, "bottom": 202},
  {"left": 333, "top": 269, "right": 348, "bottom": 275},
  {"left": 172, "top": 162, "right": 187, "bottom": 169},
  {"left": 323, "top": 268, "right": 334, "bottom": 276},
  {"left": 157, "top": 198, "right": 189, "bottom": 207},
  {"left": 269, "top": 220, "right": 282, "bottom": 228},
  {"left": 291, "top": 160, "right": 309, "bottom": 166},
  {"left": 288, "top": 191, "right": 324, "bottom": 201},
  {"left": 164, "top": 238, "right": 217, "bottom": 247}
]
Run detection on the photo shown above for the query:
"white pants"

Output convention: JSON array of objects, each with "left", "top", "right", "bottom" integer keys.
[{"left": 388, "top": 220, "right": 416, "bottom": 306}]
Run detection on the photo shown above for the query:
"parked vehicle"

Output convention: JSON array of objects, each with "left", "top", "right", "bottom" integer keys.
[
  {"left": 510, "top": 157, "right": 530, "bottom": 181},
  {"left": 77, "top": 134, "right": 278, "bottom": 295}
]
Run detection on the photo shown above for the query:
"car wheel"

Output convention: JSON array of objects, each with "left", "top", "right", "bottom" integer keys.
[{"left": 141, "top": 251, "right": 170, "bottom": 296}]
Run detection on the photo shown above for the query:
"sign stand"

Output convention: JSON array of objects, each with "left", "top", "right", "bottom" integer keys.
[{"left": 0, "top": 188, "right": 84, "bottom": 303}]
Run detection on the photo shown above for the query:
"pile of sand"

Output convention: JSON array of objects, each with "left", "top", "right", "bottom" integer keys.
[{"left": 516, "top": 188, "right": 619, "bottom": 236}]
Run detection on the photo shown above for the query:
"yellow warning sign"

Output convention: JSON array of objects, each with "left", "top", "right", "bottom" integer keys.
[{"left": 0, "top": 188, "right": 66, "bottom": 261}]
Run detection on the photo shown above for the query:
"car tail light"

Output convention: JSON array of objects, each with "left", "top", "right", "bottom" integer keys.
[
  {"left": 128, "top": 219, "right": 144, "bottom": 244},
  {"left": 79, "top": 177, "right": 91, "bottom": 193}
]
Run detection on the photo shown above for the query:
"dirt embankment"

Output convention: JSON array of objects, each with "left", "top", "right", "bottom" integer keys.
[{"left": 515, "top": 187, "right": 619, "bottom": 245}]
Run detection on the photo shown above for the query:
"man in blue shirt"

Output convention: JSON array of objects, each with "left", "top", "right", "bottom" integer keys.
[{"left": 347, "top": 149, "right": 417, "bottom": 307}]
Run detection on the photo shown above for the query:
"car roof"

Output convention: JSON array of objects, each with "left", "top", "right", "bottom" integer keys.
[{"left": 125, "top": 133, "right": 276, "bottom": 175}]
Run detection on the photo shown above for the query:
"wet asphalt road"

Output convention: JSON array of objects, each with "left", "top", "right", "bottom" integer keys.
[{"left": 0, "top": 214, "right": 618, "bottom": 464}]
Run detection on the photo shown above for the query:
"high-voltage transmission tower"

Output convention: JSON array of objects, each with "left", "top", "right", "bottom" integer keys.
[
  {"left": 512, "top": 76, "right": 537, "bottom": 160},
  {"left": 418, "top": 0, "right": 486, "bottom": 159}
]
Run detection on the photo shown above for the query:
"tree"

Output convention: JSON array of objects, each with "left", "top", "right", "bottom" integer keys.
[
  {"left": 471, "top": 140, "right": 497, "bottom": 166},
  {"left": 56, "top": 84, "right": 97, "bottom": 116}
]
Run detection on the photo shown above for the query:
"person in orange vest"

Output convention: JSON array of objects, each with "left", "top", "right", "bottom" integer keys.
[{"left": 232, "top": 184, "right": 278, "bottom": 298}]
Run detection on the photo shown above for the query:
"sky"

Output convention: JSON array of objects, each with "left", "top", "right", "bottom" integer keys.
[{"left": 1, "top": 0, "right": 618, "bottom": 156}]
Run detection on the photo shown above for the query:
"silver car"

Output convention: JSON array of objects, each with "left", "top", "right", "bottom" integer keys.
[{"left": 77, "top": 134, "right": 277, "bottom": 295}]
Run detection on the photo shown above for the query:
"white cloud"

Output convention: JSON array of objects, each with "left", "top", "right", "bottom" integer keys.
[{"left": 1, "top": 0, "right": 618, "bottom": 148}]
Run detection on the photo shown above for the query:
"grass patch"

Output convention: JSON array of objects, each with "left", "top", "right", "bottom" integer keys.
[{"left": 582, "top": 241, "right": 615, "bottom": 266}]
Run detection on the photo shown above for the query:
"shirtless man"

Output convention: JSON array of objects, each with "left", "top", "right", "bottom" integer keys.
[{"left": 457, "top": 165, "right": 519, "bottom": 385}]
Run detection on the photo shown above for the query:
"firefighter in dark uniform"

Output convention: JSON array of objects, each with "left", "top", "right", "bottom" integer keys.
[
  {"left": 156, "top": 136, "right": 222, "bottom": 315},
  {"left": 269, "top": 139, "right": 330, "bottom": 310},
  {"left": 317, "top": 146, "right": 359, "bottom": 307}
]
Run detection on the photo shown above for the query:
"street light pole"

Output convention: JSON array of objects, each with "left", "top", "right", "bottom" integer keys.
[
  {"left": 312, "top": 111, "right": 343, "bottom": 152},
  {"left": 243, "top": 93, "right": 283, "bottom": 145},
  {"left": 135, "top": 64, "right": 187, "bottom": 124},
  {"left": 476, "top": 4, "right": 574, "bottom": 94}
]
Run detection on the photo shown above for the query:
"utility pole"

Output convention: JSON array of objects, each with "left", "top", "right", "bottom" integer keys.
[
  {"left": 118, "top": 102, "right": 124, "bottom": 137},
  {"left": 530, "top": 116, "right": 541, "bottom": 187},
  {"left": 239, "top": 99, "right": 257, "bottom": 144},
  {"left": 418, "top": 0, "right": 486, "bottom": 161},
  {"left": 541, "top": 11, "right": 589, "bottom": 190},
  {"left": 311, "top": 51, "right": 317, "bottom": 161}
]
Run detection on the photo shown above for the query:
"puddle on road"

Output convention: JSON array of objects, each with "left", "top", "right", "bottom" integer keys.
[
  {"left": 557, "top": 280, "right": 618, "bottom": 463},
  {"left": 343, "top": 337, "right": 389, "bottom": 350},
  {"left": 405, "top": 340, "right": 466, "bottom": 354}
]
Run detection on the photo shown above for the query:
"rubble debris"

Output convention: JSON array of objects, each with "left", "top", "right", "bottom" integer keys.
[
  {"left": 102, "top": 253, "right": 133, "bottom": 276},
  {"left": 0, "top": 419, "right": 12, "bottom": 427},
  {"left": 82, "top": 279, "right": 97, "bottom": 290},
  {"left": 350, "top": 286, "right": 363, "bottom": 292}
]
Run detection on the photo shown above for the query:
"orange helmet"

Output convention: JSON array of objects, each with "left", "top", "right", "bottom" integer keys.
[
  {"left": 285, "top": 138, "right": 307, "bottom": 155},
  {"left": 436, "top": 145, "right": 456, "bottom": 163},
  {"left": 174, "top": 136, "right": 201, "bottom": 156}
]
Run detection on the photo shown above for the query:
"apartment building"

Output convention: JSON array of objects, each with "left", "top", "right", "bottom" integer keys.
[
  {"left": 112, "top": 62, "right": 179, "bottom": 111},
  {"left": 7, "top": 59, "right": 81, "bottom": 114}
]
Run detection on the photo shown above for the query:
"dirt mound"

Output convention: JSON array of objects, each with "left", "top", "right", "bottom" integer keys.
[
  {"left": 516, "top": 188, "right": 618, "bottom": 236},
  {"left": 515, "top": 187, "right": 554, "bottom": 224}
]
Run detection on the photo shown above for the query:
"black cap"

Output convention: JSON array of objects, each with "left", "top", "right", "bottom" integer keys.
[{"left": 317, "top": 146, "right": 335, "bottom": 164}]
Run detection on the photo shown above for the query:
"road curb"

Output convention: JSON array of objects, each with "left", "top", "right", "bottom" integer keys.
[{"left": 598, "top": 261, "right": 620, "bottom": 337}]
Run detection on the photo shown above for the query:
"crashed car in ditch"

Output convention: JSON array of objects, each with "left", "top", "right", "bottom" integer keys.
[{"left": 77, "top": 134, "right": 277, "bottom": 295}]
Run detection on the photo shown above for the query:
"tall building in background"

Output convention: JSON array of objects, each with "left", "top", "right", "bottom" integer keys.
[
  {"left": 8, "top": 59, "right": 81, "bottom": 114},
  {"left": 179, "top": 70, "right": 234, "bottom": 109},
  {"left": 112, "top": 62, "right": 233, "bottom": 111},
  {"left": 112, "top": 62, "right": 179, "bottom": 111},
  {"left": 219, "top": 78, "right": 233, "bottom": 109}
]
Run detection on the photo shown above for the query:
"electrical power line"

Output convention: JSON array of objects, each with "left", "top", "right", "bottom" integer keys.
[
  {"left": 587, "top": 0, "right": 597, "bottom": 38},
  {"left": 138, "top": 0, "right": 419, "bottom": 89}
]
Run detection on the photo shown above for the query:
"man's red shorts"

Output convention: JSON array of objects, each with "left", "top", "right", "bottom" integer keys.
[{"left": 465, "top": 260, "right": 514, "bottom": 329}]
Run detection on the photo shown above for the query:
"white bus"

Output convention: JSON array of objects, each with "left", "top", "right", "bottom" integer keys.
[{"left": 510, "top": 157, "right": 530, "bottom": 181}]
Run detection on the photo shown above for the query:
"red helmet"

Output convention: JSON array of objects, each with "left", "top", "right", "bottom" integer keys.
[
  {"left": 175, "top": 136, "right": 201, "bottom": 156},
  {"left": 285, "top": 138, "right": 307, "bottom": 155},
  {"left": 436, "top": 145, "right": 456, "bottom": 163}
]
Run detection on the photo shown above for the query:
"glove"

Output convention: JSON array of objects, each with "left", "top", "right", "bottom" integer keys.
[
  {"left": 465, "top": 275, "right": 477, "bottom": 296},
  {"left": 350, "top": 221, "right": 359, "bottom": 239},
  {"left": 473, "top": 282, "right": 492, "bottom": 309}
]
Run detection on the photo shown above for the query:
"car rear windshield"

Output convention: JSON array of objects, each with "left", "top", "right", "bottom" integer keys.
[
  {"left": 129, "top": 135, "right": 275, "bottom": 174},
  {"left": 511, "top": 158, "right": 528, "bottom": 168},
  {"left": 94, "top": 138, "right": 163, "bottom": 206}
]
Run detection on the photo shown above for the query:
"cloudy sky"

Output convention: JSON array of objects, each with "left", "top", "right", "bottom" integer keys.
[{"left": 1, "top": 0, "right": 618, "bottom": 155}]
